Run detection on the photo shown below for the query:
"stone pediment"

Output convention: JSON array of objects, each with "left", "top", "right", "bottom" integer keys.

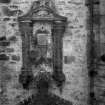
[{"left": 18, "top": 0, "right": 67, "bottom": 22}]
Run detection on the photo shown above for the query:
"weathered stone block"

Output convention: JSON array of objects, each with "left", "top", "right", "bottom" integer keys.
[
  {"left": 3, "top": 17, "right": 10, "bottom": 21},
  {"left": 0, "top": 0, "right": 11, "bottom": 3},
  {"left": 64, "top": 56, "right": 75, "bottom": 64},
  {"left": 11, "top": 55, "right": 20, "bottom": 61},
  {"left": 6, "top": 48, "right": 14, "bottom": 53},
  {"left": 0, "top": 36, "right": 6, "bottom": 41},
  {"left": 0, "top": 54, "right": 9, "bottom": 60},
  {"left": 8, "top": 36, "right": 17, "bottom": 42},
  {"left": 100, "top": 0, "right": 105, "bottom": 15},
  {"left": 0, "top": 41, "right": 10, "bottom": 46},
  {"left": 0, "top": 48, "right": 5, "bottom": 53}
]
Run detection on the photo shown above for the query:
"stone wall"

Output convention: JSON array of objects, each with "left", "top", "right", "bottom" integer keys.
[
  {"left": 93, "top": 0, "right": 105, "bottom": 105},
  {"left": 0, "top": 0, "right": 89, "bottom": 105}
]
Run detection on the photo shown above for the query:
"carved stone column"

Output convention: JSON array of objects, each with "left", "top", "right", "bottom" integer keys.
[
  {"left": 19, "top": 21, "right": 32, "bottom": 71},
  {"left": 52, "top": 21, "right": 66, "bottom": 73},
  {"left": 18, "top": 21, "right": 33, "bottom": 89},
  {"left": 52, "top": 21, "right": 66, "bottom": 89}
]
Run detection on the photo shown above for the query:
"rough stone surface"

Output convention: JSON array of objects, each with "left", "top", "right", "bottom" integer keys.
[
  {"left": 0, "top": 0, "right": 89, "bottom": 105},
  {"left": 93, "top": 0, "right": 105, "bottom": 105}
]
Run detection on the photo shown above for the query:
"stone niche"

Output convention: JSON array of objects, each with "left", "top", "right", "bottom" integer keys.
[{"left": 18, "top": 0, "right": 67, "bottom": 90}]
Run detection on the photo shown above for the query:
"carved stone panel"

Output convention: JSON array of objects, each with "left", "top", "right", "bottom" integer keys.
[{"left": 18, "top": 0, "right": 67, "bottom": 90}]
